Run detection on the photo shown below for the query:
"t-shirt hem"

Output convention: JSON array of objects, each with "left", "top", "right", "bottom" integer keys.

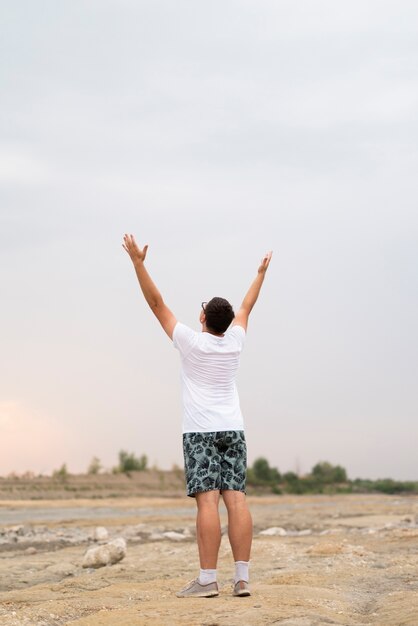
[{"left": 182, "top": 426, "right": 245, "bottom": 434}]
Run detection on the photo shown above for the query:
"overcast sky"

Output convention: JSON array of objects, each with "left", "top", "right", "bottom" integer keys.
[{"left": 1, "top": 0, "right": 417, "bottom": 481}]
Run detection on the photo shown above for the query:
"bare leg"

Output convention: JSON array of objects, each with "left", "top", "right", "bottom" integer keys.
[
  {"left": 222, "top": 490, "right": 253, "bottom": 561},
  {"left": 195, "top": 490, "right": 221, "bottom": 569}
]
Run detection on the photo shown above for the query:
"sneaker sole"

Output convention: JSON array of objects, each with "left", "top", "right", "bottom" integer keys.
[
  {"left": 233, "top": 590, "right": 251, "bottom": 597},
  {"left": 176, "top": 591, "right": 219, "bottom": 598}
]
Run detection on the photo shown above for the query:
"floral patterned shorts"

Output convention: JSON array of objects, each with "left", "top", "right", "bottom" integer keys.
[{"left": 182, "top": 430, "right": 247, "bottom": 498}]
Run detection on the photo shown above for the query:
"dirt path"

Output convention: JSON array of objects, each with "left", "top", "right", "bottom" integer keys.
[{"left": 1, "top": 494, "right": 417, "bottom": 625}]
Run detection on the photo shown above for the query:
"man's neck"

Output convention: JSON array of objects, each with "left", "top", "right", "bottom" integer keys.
[{"left": 201, "top": 324, "right": 224, "bottom": 337}]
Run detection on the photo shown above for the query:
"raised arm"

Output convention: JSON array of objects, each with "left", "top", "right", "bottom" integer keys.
[
  {"left": 233, "top": 251, "right": 272, "bottom": 331},
  {"left": 122, "top": 234, "right": 177, "bottom": 339}
]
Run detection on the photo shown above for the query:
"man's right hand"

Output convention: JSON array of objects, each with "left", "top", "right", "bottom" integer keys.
[{"left": 233, "top": 250, "right": 273, "bottom": 331}]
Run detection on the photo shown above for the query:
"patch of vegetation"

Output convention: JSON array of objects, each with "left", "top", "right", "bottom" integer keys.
[
  {"left": 87, "top": 456, "right": 102, "bottom": 475},
  {"left": 247, "top": 458, "right": 418, "bottom": 495},
  {"left": 52, "top": 463, "right": 69, "bottom": 482},
  {"left": 247, "top": 457, "right": 281, "bottom": 488},
  {"left": 114, "top": 450, "right": 148, "bottom": 474}
]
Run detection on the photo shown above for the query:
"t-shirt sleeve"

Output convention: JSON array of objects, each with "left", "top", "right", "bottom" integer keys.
[
  {"left": 228, "top": 324, "right": 246, "bottom": 349},
  {"left": 172, "top": 322, "right": 197, "bottom": 357}
]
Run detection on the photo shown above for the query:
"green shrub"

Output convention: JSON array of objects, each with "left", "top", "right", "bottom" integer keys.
[
  {"left": 117, "top": 450, "right": 148, "bottom": 473},
  {"left": 87, "top": 456, "right": 102, "bottom": 475},
  {"left": 311, "top": 461, "right": 347, "bottom": 484},
  {"left": 247, "top": 457, "right": 281, "bottom": 493},
  {"left": 52, "top": 464, "right": 69, "bottom": 482}
]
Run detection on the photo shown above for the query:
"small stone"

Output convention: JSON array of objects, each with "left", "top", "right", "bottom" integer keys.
[
  {"left": 149, "top": 532, "right": 164, "bottom": 541},
  {"left": 25, "top": 547, "right": 37, "bottom": 555},
  {"left": 163, "top": 531, "right": 186, "bottom": 541},
  {"left": 259, "top": 527, "right": 287, "bottom": 536},
  {"left": 93, "top": 526, "right": 109, "bottom": 542}
]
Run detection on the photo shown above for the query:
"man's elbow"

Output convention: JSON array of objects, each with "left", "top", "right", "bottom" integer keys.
[{"left": 149, "top": 297, "right": 164, "bottom": 312}]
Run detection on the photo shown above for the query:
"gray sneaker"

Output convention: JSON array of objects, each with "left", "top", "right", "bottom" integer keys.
[
  {"left": 233, "top": 580, "right": 251, "bottom": 597},
  {"left": 176, "top": 579, "right": 219, "bottom": 598}
]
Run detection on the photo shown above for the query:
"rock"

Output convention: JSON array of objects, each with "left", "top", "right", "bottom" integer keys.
[
  {"left": 363, "top": 528, "right": 378, "bottom": 534},
  {"left": 259, "top": 527, "right": 287, "bottom": 536},
  {"left": 82, "top": 538, "right": 127, "bottom": 568},
  {"left": 163, "top": 531, "right": 187, "bottom": 542},
  {"left": 149, "top": 533, "right": 164, "bottom": 541},
  {"left": 93, "top": 526, "right": 109, "bottom": 542},
  {"left": 25, "top": 547, "right": 37, "bottom": 555},
  {"left": 46, "top": 562, "right": 78, "bottom": 577},
  {"left": 6, "top": 525, "right": 26, "bottom": 536}
]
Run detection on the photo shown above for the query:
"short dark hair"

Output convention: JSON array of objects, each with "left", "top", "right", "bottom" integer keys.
[{"left": 204, "top": 297, "right": 235, "bottom": 334}]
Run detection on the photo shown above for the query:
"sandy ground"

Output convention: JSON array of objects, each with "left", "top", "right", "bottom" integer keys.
[{"left": 0, "top": 494, "right": 418, "bottom": 626}]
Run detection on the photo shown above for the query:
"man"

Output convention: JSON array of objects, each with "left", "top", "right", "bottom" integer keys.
[{"left": 123, "top": 234, "right": 272, "bottom": 598}]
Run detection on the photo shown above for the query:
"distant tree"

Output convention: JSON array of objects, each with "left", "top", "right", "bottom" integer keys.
[
  {"left": 332, "top": 465, "right": 347, "bottom": 482},
  {"left": 252, "top": 458, "right": 271, "bottom": 482},
  {"left": 53, "top": 463, "right": 69, "bottom": 481},
  {"left": 251, "top": 457, "right": 281, "bottom": 484},
  {"left": 117, "top": 450, "right": 148, "bottom": 473},
  {"left": 87, "top": 456, "right": 102, "bottom": 475},
  {"left": 21, "top": 471, "right": 36, "bottom": 479},
  {"left": 283, "top": 471, "right": 299, "bottom": 483},
  {"left": 374, "top": 478, "right": 415, "bottom": 494},
  {"left": 352, "top": 477, "right": 418, "bottom": 495},
  {"left": 311, "top": 461, "right": 347, "bottom": 484}
]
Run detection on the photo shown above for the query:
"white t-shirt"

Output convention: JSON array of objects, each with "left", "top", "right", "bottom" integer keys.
[{"left": 173, "top": 322, "right": 246, "bottom": 433}]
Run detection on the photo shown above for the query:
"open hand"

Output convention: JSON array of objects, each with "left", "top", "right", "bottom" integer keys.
[
  {"left": 258, "top": 251, "right": 272, "bottom": 274},
  {"left": 122, "top": 234, "right": 148, "bottom": 263}
]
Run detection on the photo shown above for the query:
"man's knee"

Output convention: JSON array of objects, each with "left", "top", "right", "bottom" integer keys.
[
  {"left": 222, "top": 489, "right": 248, "bottom": 510},
  {"left": 195, "top": 490, "right": 220, "bottom": 509}
]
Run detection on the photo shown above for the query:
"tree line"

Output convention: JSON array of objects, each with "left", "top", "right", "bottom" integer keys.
[
  {"left": 49, "top": 453, "right": 417, "bottom": 495},
  {"left": 247, "top": 458, "right": 418, "bottom": 495}
]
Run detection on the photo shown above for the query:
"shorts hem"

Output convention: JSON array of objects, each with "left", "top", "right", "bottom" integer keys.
[{"left": 187, "top": 486, "right": 247, "bottom": 499}]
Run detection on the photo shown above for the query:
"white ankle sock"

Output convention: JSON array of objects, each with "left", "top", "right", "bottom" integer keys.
[
  {"left": 199, "top": 568, "right": 217, "bottom": 585},
  {"left": 234, "top": 560, "right": 249, "bottom": 583}
]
